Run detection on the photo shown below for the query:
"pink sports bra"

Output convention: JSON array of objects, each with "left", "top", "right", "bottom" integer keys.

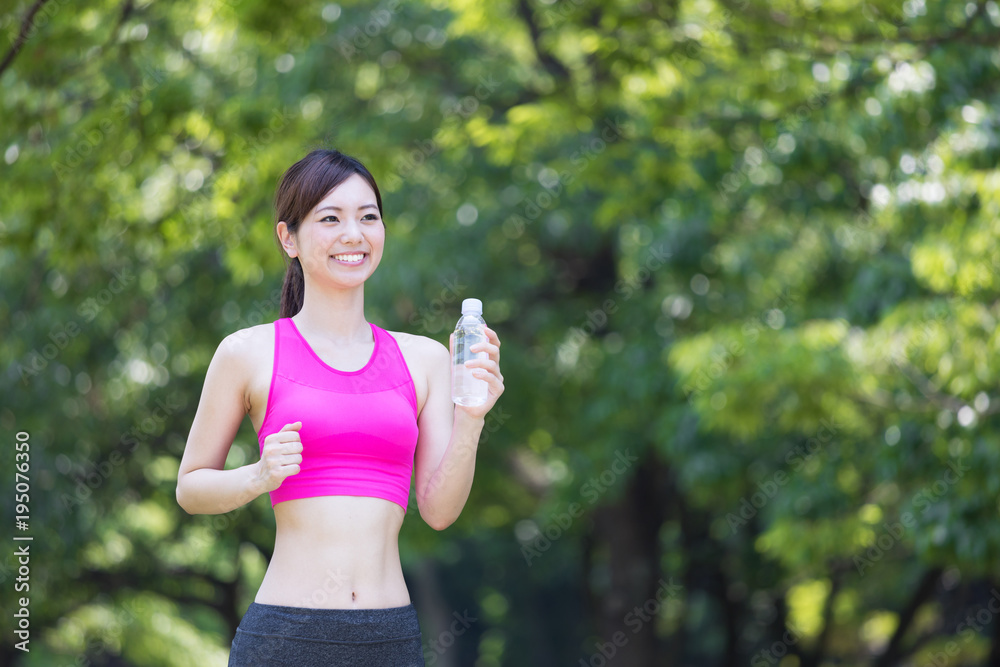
[{"left": 257, "top": 317, "right": 420, "bottom": 512}]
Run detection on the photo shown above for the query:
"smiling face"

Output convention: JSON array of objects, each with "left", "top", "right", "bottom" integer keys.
[{"left": 277, "top": 173, "right": 385, "bottom": 289}]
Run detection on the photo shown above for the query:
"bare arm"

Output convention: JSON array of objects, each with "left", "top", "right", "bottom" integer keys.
[
  {"left": 414, "top": 328, "right": 503, "bottom": 530},
  {"left": 175, "top": 332, "right": 300, "bottom": 515}
]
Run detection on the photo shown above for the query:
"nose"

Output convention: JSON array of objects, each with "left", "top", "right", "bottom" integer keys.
[{"left": 340, "top": 218, "right": 364, "bottom": 244}]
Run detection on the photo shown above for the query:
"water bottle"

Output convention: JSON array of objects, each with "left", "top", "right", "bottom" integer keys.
[{"left": 452, "top": 298, "right": 489, "bottom": 407}]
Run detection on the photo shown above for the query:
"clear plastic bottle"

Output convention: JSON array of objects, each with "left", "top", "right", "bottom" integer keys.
[{"left": 452, "top": 298, "right": 489, "bottom": 407}]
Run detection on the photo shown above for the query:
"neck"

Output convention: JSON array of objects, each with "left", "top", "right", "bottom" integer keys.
[{"left": 293, "top": 279, "right": 370, "bottom": 345}]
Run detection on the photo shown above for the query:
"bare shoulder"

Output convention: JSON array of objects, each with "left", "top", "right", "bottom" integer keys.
[
  {"left": 217, "top": 321, "right": 275, "bottom": 362},
  {"left": 215, "top": 322, "right": 276, "bottom": 411},
  {"left": 384, "top": 329, "right": 448, "bottom": 364}
]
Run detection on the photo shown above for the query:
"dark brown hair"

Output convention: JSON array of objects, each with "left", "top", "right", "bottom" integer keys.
[{"left": 274, "top": 149, "right": 384, "bottom": 318}]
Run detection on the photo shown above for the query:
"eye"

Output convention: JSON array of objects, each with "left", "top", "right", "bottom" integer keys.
[
  {"left": 321, "top": 215, "right": 339, "bottom": 223},
  {"left": 363, "top": 213, "right": 380, "bottom": 222}
]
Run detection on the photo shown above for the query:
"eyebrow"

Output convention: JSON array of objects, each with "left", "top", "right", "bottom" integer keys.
[{"left": 316, "top": 204, "right": 379, "bottom": 213}]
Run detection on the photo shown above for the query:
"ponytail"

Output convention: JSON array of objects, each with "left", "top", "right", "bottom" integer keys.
[{"left": 279, "top": 257, "right": 304, "bottom": 318}]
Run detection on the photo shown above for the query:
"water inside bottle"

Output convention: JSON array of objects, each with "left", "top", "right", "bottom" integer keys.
[{"left": 453, "top": 328, "right": 489, "bottom": 406}]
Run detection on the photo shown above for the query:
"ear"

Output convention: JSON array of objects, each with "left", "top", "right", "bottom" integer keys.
[{"left": 276, "top": 221, "right": 297, "bottom": 258}]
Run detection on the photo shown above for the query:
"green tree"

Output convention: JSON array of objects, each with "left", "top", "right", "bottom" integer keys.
[{"left": 2, "top": 0, "right": 999, "bottom": 665}]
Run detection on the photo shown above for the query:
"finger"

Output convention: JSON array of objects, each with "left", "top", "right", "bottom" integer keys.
[
  {"left": 281, "top": 421, "right": 302, "bottom": 431},
  {"left": 266, "top": 445, "right": 298, "bottom": 461},
  {"left": 471, "top": 342, "right": 499, "bottom": 357},
  {"left": 472, "top": 367, "right": 503, "bottom": 386},
  {"left": 282, "top": 440, "right": 303, "bottom": 453},
  {"left": 268, "top": 457, "right": 300, "bottom": 476},
  {"left": 280, "top": 464, "right": 301, "bottom": 478},
  {"left": 269, "top": 432, "right": 302, "bottom": 446},
  {"left": 483, "top": 326, "right": 500, "bottom": 347},
  {"left": 466, "top": 359, "right": 500, "bottom": 377},
  {"left": 466, "top": 359, "right": 499, "bottom": 372}
]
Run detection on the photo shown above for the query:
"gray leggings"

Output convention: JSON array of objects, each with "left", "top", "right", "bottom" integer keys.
[{"left": 228, "top": 601, "right": 425, "bottom": 666}]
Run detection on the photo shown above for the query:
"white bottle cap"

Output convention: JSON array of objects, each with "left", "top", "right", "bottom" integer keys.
[{"left": 461, "top": 298, "right": 483, "bottom": 315}]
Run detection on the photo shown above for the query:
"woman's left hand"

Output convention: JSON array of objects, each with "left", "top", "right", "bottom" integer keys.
[{"left": 449, "top": 325, "right": 504, "bottom": 421}]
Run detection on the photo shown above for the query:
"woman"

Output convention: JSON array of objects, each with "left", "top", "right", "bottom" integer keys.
[{"left": 175, "top": 149, "right": 504, "bottom": 666}]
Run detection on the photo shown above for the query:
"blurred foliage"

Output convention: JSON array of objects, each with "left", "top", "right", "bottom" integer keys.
[{"left": 2, "top": 0, "right": 1000, "bottom": 664}]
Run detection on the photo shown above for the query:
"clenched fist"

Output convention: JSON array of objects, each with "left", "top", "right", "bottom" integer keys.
[{"left": 255, "top": 421, "right": 303, "bottom": 493}]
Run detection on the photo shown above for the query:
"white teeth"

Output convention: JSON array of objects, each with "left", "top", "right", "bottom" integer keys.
[{"left": 333, "top": 254, "right": 364, "bottom": 262}]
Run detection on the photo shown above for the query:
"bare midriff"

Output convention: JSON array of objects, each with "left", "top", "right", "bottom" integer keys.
[{"left": 254, "top": 495, "right": 411, "bottom": 610}]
